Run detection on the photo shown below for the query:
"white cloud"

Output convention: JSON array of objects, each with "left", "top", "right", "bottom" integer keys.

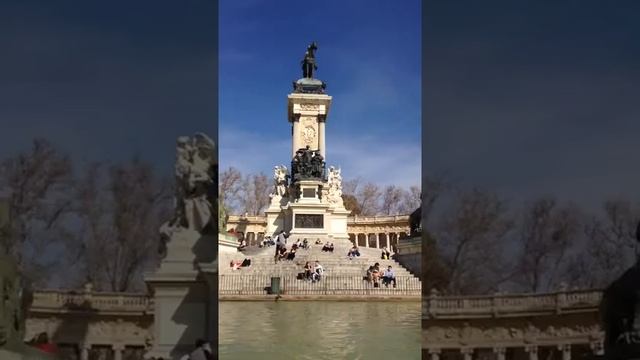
[{"left": 219, "top": 125, "right": 420, "bottom": 189}]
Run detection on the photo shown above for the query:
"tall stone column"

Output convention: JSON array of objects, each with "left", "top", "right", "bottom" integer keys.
[
  {"left": 494, "top": 347, "right": 506, "bottom": 360},
  {"left": 292, "top": 116, "right": 300, "bottom": 157},
  {"left": 375, "top": 233, "right": 380, "bottom": 248},
  {"left": 318, "top": 116, "right": 326, "bottom": 158}
]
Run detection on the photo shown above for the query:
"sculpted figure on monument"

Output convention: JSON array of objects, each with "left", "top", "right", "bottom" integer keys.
[
  {"left": 301, "top": 42, "right": 318, "bottom": 79},
  {"left": 291, "top": 146, "right": 325, "bottom": 181},
  {"left": 160, "top": 133, "right": 216, "bottom": 244},
  {"left": 271, "top": 165, "right": 290, "bottom": 198},
  {"left": 327, "top": 166, "right": 344, "bottom": 205},
  {"left": 310, "top": 151, "right": 324, "bottom": 178}
]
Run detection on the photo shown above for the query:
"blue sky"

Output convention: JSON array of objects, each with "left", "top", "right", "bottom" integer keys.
[
  {"left": 0, "top": 0, "right": 217, "bottom": 175},
  {"left": 424, "top": 0, "right": 640, "bottom": 208},
  {"left": 218, "top": 0, "right": 421, "bottom": 188}
]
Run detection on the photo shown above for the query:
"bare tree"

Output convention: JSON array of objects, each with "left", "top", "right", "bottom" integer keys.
[
  {"left": 342, "top": 194, "right": 362, "bottom": 215},
  {"left": 71, "top": 159, "right": 171, "bottom": 292},
  {"left": 219, "top": 167, "right": 243, "bottom": 214},
  {"left": 0, "top": 138, "right": 73, "bottom": 284},
  {"left": 398, "top": 185, "right": 422, "bottom": 215},
  {"left": 381, "top": 185, "right": 403, "bottom": 215},
  {"left": 436, "top": 188, "right": 513, "bottom": 295},
  {"left": 511, "top": 197, "right": 580, "bottom": 293},
  {"left": 567, "top": 200, "right": 640, "bottom": 288},
  {"left": 240, "top": 172, "right": 270, "bottom": 216},
  {"left": 357, "top": 182, "right": 382, "bottom": 216}
]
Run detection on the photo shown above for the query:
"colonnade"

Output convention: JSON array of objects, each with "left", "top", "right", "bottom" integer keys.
[{"left": 426, "top": 343, "right": 603, "bottom": 360}]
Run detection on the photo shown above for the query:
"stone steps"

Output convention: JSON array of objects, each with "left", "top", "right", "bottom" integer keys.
[{"left": 219, "top": 242, "right": 420, "bottom": 295}]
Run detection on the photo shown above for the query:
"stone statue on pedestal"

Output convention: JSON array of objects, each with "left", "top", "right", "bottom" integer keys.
[
  {"left": 600, "top": 221, "right": 640, "bottom": 360},
  {"left": 160, "top": 133, "right": 216, "bottom": 255},
  {"left": 301, "top": 42, "right": 318, "bottom": 79},
  {"left": 293, "top": 42, "right": 326, "bottom": 94}
]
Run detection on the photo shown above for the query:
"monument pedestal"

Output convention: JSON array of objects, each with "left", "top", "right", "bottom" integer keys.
[{"left": 144, "top": 229, "right": 216, "bottom": 360}]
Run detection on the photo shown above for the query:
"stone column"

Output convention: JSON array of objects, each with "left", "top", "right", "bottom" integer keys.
[
  {"left": 429, "top": 348, "right": 441, "bottom": 360},
  {"left": 494, "top": 347, "right": 506, "bottom": 360},
  {"left": 558, "top": 344, "right": 571, "bottom": 360},
  {"left": 292, "top": 117, "right": 300, "bottom": 157},
  {"left": 318, "top": 116, "right": 326, "bottom": 158},
  {"left": 461, "top": 348, "right": 474, "bottom": 360},
  {"left": 384, "top": 233, "right": 389, "bottom": 248},
  {"left": 80, "top": 344, "right": 90, "bottom": 360},
  {"left": 526, "top": 346, "right": 538, "bottom": 360},
  {"left": 113, "top": 344, "right": 123, "bottom": 360},
  {"left": 375, "top": 233, "right": 380, "bottom": 248}
]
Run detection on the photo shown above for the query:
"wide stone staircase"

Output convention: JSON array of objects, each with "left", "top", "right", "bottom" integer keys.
[{"left": 219, "top": 238, "right": 421, "bottom": 296}]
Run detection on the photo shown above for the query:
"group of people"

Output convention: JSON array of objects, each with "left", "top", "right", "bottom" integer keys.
[
  {"left": 260, "top": 235, "right": 276, "bottom": 247},
  {"left": 302, "top": 261, "right": 324, "bottom": 282},
  {"left": 321, "top": 242, "right": 334, "bottom": 252},
  {"left": 365, "top": 263, "right": 397, "bottom": 288}
]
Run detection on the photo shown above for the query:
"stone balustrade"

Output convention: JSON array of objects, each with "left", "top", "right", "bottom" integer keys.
[
  {"left": 423, "top": 289, "right": 604, "bottom": 360},
  {"left": 26, "top": 288, "right": 153, "bottom": 360},
  {"left": 423, "top": 289, "right": 601, "bottom": 319},
  {"left": 347, "top": 214, "right": 410, "bottom": 224}
]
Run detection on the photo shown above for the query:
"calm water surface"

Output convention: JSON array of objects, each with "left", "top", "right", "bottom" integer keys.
[{"left": 219, "top": 301, "right": 421, "bottom": 360}]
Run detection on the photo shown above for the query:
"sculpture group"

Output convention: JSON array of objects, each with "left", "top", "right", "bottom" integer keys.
[{"left": 291, "top": 146, "right": 325, "bottom": 181}]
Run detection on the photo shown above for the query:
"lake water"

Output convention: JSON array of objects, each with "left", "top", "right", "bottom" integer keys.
[{"left": 219, "top": 301, "right": 421, "bottom": 360}]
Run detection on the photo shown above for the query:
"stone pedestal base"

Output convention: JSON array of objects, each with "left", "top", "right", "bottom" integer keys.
[{"left": 144, "top": 229, "right": 216, "bottom": 360}]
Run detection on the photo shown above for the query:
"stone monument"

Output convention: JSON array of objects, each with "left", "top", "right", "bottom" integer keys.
[
  {"left": 599, "top": 221, "right": 640, "bottom": 360},
  {"left": 145, "top": 133, "right": 217, "bottom": 360},
  {"left": 265, "top": 42, "right": 350, "bottom": 242},
  {"left": 0, "top": 196, "right": 54, "bottom": 360}
]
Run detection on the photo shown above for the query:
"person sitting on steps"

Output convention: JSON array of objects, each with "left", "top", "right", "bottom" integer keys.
[
  {"left": 348, "top": 245, "right": 361, "bottom": 259},
  {"left": 382, "top": 265, "right": 397, "bottom": 288},
  {"left": 286, "top": 247, "right": 297, "bottom": 261},
  {"left": 312, "top": 261, "right": 324, "bottom": 282},
  {"left": 322, "top": 242, "right": 331, "bottom": 252},
  {"left": 381, "top": 247, "right": 391, "bottom": 260},
  {"left": 371, "top": 262, "right": 381, "bottom": 287},
  {"left": 304, "top": 261, "right": 314, "bottom": 280}
]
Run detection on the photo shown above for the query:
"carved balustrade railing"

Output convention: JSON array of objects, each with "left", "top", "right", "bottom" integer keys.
[
  {"left": 423, "top": 289, "right": 602, "bottom": 319},
  {"left": 348, "top": 215, "right": 410, "bottom": 224},
  {"left": 30, "top": 289, "right": 153, "bottom": 314}
]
